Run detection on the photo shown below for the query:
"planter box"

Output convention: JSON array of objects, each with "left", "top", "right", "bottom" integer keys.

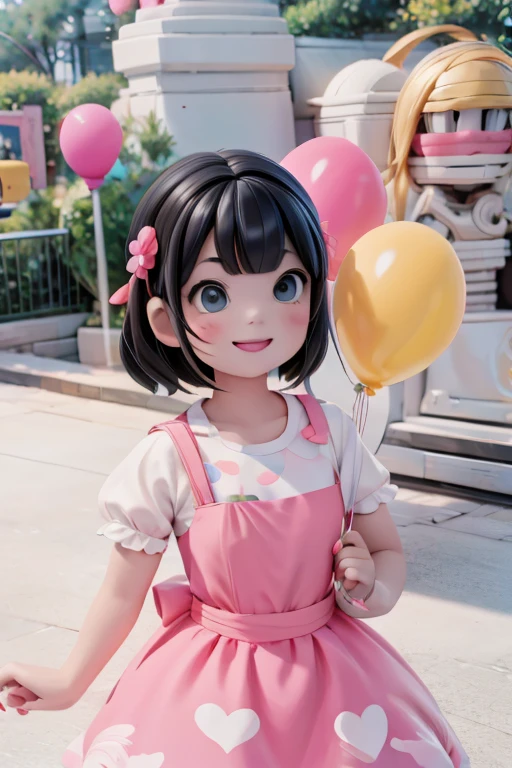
[{"left": 78, "top": 327, "right": 122, "bottom": 367}]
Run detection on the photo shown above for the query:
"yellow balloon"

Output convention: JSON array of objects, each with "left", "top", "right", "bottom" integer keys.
[{"left": 333, "top": 221, "right": 466, "bottom": 391}]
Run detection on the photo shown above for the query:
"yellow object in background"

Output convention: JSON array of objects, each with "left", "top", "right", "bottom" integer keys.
[
  {"left": 0, "top": 160, "right": 31, "bottom": 204},
  {"left": 333, "top": 221, "right": 466, "bottom": 392}
]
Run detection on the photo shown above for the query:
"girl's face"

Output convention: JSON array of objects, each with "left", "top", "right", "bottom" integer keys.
[{"left": 180, "top": 232, "right": 312, "bottom": 379}]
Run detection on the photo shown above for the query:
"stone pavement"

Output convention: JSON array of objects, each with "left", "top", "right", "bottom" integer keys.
[{"left": 0, "top": 383, "right": 510, "bottom": 768}]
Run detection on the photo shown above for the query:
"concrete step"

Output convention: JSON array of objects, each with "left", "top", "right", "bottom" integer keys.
[
  {"left": 386, "top": 416, "right": 512, "bottom": 464},
  {"left": 32, "top": 337, "right": 78, "bottom": 360},
  {"left": 0, "top": 313, "right": 90, "bottom": 351},
  {"left": 0, "top": 350, "right": 210, "bottom": 414}
]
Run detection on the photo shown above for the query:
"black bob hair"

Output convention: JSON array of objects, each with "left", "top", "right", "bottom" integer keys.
[{"left": 121, "top": 149, "right": 330, "bottom": 394}]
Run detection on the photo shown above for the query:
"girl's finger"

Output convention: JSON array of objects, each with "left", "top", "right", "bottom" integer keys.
[
  {"left": 338, "top": 547, "right": 369, "bottom": 560},
  {"left": 342, "top": 531, "right": 369, "bottom": 550},
  {"left": 7, "top": 694, "right": 27, "bottom": 708},
  {"left": 335, "top": 557, "right": 368, "bottom": 576},
  {"left": 0, "top": 667, "right": 19, "bottom": 691},
  {"left": 334, "top": 548, "right": 369, "bottom": 570},
  {"left": 342, "top": 567, "right": 373, "bottom": 587},
  {"left": 6, "top": 686, "right": 38, "bottom": 708},
  {"left": 343, "top": 567, "right": 363, "bottom": 582}
]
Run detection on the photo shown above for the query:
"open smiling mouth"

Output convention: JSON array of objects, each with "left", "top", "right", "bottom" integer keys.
[{"left": 233, "top": 339, "right": 273, "bottom": 352}]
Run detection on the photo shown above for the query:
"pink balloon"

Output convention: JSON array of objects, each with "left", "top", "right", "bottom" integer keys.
[
  {"left": 60, "top": 104, "right": 123, "bottom": 191},
  {"left": 281, "top": 137, "right": 387, "bottom": 280},
  {"left": 109, "top": 0, "right": 137, "bottom": 14}
]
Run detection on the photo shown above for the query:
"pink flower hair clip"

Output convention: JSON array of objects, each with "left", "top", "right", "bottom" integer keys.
[{"left": 110, "top": 226, "right": 158, "bottom": 305}]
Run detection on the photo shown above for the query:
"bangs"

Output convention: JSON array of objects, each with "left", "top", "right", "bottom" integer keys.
[
  {"left": 171, "top": 166, "right": 325, "bottom": 287},
  {"left": 215, "top": 178, "right": 324, "bottom": 282}
]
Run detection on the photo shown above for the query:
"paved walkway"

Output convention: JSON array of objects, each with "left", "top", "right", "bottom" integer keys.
[{"left": 0, "top": 383, "right": 510, "bottom": 767}]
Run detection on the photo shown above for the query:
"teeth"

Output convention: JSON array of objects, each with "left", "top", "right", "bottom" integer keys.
[
  {"left": 428, "top": 111, "right": 457, "bottom": 133},
  {"left": 457, "top": 109, "right": 483, "bottom": 131},
  {"left": 485, "top": 109, "right": 508, "bottom": 131}
]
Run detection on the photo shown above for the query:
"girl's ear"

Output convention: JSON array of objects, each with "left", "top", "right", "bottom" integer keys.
[{"left": 147, "top": 297, "right": 180, "bottom": 348}]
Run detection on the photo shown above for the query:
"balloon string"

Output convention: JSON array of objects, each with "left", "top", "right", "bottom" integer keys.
[
  {"left": 352, "top": 384, "right": 370, "bottom": 437},
  {"left": 329, "top": 325, "right": 357, "bottom": 388},
  {"left": 327, "top": 309, "right": 372, "bottom": 438}
]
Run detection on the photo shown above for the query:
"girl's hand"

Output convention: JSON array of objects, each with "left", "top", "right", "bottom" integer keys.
[
  {"left": 0, "top": 663, "right": 81, "bottom": 712},
  {"left": 333, "top": 530, "right": 376, "bottom": 594}
]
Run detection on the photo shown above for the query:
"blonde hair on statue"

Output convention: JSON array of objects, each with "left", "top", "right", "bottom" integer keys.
[{"left": 386, "top": 41, "right": 512, "bottom": 221}]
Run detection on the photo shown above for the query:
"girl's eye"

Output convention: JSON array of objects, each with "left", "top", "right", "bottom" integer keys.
[
  {"left": 193, "top": 284, "right": 229, "bottom": 313},
  {"left": 273, "top": 273, "right": 304, "bottom": 303}
]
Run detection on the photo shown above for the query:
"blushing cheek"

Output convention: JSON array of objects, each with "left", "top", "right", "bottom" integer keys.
[
  {"left": 191, "top": 315, "right": 225, "bottom": 344},
  {"left": 286, "top": 304, "right": 310, "bottom": 331}
]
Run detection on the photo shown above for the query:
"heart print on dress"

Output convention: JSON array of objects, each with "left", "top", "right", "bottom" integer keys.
[
  {"left": 194, "top": 704, "right": 261, "bottom": 754},
  {"left": 334, "top": 704, "right": 388, "bottom": 763}
]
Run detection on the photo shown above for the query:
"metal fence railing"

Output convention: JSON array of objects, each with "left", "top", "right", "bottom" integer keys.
[{"left": 0, "top": 229, "right": 90, "bottom": 322}]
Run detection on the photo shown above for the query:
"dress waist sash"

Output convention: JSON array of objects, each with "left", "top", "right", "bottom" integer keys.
[{"left": 190, "top": 592, "right": 335, "bottom": 643}]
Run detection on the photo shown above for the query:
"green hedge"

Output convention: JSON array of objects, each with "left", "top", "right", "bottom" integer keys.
[
  {"left": 57, "top": 72, "right": 127, "bottom": 116},
  {"left": 283, "top": 0, "right": 512, "bottom": 45},
  {"left": 392, "top": 0, "right": 512, "bottom": 49}
]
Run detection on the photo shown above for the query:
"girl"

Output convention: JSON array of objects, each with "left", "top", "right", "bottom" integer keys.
[{"left": 0, "top": 150, "right": 469, "bottom": 767}]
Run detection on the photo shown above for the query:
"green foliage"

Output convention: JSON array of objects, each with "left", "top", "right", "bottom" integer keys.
[
  {"left": 0, "top": 70, "right": 61, "bottom": 164},
  {"left": 0, "top": 0, "right": 116, "bottom": 79},
  {"left": 0, "top": 188, "right": 60, "bottom": 234},
  {"left": 61, "top": 180, "right": 136, "bottom": 301},
  {"left": 57, "top": 72, "right": 128, "bottom": 116},
  {"left": 284, "top": 0, "right": 400, "bottom": 38},
  {"left": 138, "top": 111, "right": 177, "bottom": 166},
  {"left": 391, "top": 0, "right": 512, "bottom": 49},
  {"left": 121, "top": 111, "right": 177, "bottom": 169},
  {"left": 282, "top": 0, "right": 511, "bottom": 43}
]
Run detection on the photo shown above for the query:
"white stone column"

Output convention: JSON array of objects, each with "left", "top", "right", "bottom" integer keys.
[{"left": 112, "top": 0, "right": 296, "bottom": 161}]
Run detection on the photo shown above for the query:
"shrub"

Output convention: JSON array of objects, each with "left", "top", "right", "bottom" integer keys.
[
  {"left": 0, "top": 70, "right": 61, "bottom": 165},
  {"left": 393, "top": 0, "right": 512, "bottom": 50},
  {"left": 284, "top": 0, "right": 401, "bottom": 38},
  {"left": 0, "top": 188, "right": 60, "bottom": 234},
  {"left": 57, "top": 72, "right": 128, "bottom": 117}
]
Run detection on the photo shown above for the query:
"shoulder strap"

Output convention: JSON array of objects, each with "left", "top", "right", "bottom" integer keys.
[
  {"left": 149, "top": 415, "right": 215, "bottom": 507},
  {"left": 296, "top": 394, "right": 329, "bottom": 445}
]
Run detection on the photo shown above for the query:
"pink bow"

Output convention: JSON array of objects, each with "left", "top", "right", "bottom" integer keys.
[
  {"left": 110, "top": 226, "right": 158, "bottom": 305},
  {"left": 321, "top": 221, "right": 342, "bottom": 282}
]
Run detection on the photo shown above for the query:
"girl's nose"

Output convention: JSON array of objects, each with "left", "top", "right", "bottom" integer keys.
[{"left": 245, "top": 305, "right": 265, "bottom": 324}]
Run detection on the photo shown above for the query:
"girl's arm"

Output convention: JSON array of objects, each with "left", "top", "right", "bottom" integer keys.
[
  {"left": 335, "top": 504, "right": 406, "bottom": 620},
  {"left": 1, "top": 544, "right": 163, "bottom": 711},
  {"left": 60, "top": 544, "right": 163, "bottom": 696}
]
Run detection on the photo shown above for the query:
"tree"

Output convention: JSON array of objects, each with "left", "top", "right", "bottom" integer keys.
[{"left": 0, "top": 0, "right": 117, "bottom": 80}]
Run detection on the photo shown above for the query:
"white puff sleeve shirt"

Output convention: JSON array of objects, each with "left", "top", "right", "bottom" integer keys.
[{"left": 97, "top": 395, "right": 397, "bottom": 553}]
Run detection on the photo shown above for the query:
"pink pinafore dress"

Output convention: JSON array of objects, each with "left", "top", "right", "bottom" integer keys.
[{"left": 63, "top": 395, "right": 469, "bottom": 768}]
